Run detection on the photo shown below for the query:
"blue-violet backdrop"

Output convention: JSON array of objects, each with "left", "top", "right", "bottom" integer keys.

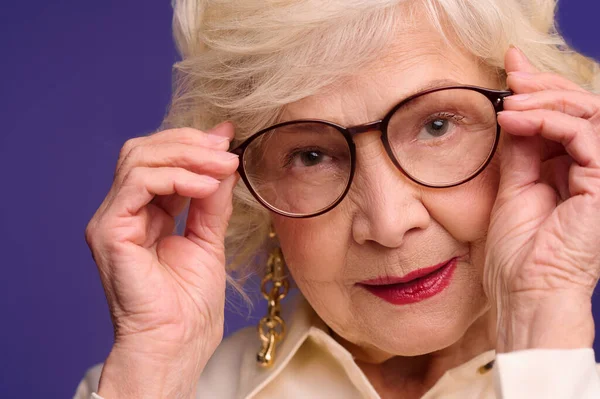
[{"left": 0, "top": 1, "right": 598, "bottom": 397}]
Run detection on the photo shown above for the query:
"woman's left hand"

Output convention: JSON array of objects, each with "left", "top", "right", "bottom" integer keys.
[{"left": 484, "top": 46, "right": 600, "bottom": 352}]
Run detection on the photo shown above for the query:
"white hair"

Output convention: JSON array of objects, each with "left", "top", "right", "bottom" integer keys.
[{"left": 164, "top": 0, "right": 599, "bottom": 278}]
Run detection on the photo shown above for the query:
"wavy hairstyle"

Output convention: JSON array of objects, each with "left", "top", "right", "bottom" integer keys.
[{"left": 163, "top": 0, "right": 599, "bottom": 280}]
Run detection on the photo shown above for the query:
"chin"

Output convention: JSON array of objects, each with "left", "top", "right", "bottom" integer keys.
[
  {"left": 390, "top": 313, "right": 481, "bottom": 357},
  {"left": 348, "top": 279, "right": 490, "bottom": 359}
]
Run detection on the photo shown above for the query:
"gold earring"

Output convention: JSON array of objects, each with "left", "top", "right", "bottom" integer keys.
[{"left": 256, "top": 229, "right": 289, "bottom": 367}]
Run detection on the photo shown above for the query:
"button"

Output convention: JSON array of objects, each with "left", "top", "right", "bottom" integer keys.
[{"left": 477, "top": 360, "right": 495, "bottom": 374}]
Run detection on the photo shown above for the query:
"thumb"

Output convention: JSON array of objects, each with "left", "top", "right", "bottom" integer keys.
[
  {"left": 504, "top": 45, "right": 539, "bottom": 75},
  {"left": 185, "top": 173, "right": 240, "bottom": 254},
  {"left": 207, "top": 121, "right": 235, "bottom": 140},
  {"left": 498, "top": 46, "right": 543, "bottom": 201},
  {"left": 496, "top": 132, "right": 541, "bottom": 205},
  {"left": 185, "top": 120, "right": 238, "bottom": 253}
]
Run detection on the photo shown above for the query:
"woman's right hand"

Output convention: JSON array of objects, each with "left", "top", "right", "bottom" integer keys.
[{"left": 84, "top": 122, "right": 239, "bottom": 398}]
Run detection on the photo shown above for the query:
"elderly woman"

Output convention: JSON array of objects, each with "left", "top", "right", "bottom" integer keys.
[{"left": 76, "top": 0, "right": 600, "bottom": 397}]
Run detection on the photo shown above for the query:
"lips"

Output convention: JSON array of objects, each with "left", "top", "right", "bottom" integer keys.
[{"left": 358, "top": 258, "right": 457, "bottom": 305}]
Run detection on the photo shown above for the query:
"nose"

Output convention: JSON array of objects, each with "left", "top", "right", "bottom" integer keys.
[{"left": 349, "top": 138, "right": 430, "bottom": 248}]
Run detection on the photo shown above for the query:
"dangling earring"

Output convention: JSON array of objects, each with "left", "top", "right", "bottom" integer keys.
[{"left": 256, "top": 229, "right": 289, "bottom": 367}]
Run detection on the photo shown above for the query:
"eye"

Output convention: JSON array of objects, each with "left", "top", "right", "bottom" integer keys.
[
  {"left": 417, "top": 113, "right": 463, "bottom": 140},
  {"left": 299, "top": 151, "right": 322, "bottom": 166},
  {"left": 426, "top": 119, "right": 449, "bottom": 137},
  {"left": 289, "top": 150, "right": 331, "bottom": 167}
]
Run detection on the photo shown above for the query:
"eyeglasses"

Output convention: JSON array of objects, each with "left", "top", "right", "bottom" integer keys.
[{"left": 231, "top": 85, "right": 511, "bottom": 218}]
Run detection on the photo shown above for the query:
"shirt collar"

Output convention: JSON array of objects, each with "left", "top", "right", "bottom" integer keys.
[
  {"left": 238, "top": 293, "right": 331, "bottom": 398},
  {"left": 237, "top": 293, "right": 496, "bottom": 399}
]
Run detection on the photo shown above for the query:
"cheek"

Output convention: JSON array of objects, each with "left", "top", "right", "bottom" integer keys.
[
  {"left": 272, "top": 215, "right": 354, "bottom": 328},
  {"left": 425, "top": 156, "right": 500, "bottom": 242},
  {"left": 271, "top": 214, "right": 350, "bottom": 284}
]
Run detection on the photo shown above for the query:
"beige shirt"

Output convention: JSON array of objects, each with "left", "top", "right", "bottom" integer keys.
[{"left": 75, "top": 295, "right": 600, "bottom": 398}]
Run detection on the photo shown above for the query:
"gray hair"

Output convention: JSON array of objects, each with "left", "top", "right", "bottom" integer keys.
[{"left": 164, "top": 0, "right": 599, "bottom": 281}]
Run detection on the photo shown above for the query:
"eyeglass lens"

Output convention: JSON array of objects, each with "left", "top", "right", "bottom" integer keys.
[{"left": 242, "top": 88, "right": 498, "bottom": 216}]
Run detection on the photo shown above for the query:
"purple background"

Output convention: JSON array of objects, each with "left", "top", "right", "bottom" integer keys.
[{"left": 0, "top": 1, "right": 598, "bottom": 398}]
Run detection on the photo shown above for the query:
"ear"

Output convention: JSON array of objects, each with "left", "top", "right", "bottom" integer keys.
[{"left": 504, "top": 46, "right": 539, "bottom": 74}]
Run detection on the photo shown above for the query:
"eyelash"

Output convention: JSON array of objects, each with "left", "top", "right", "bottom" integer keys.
[
  {"left": 422, "top": 112, "right": 465, "bottom": 126},
  {"left": 279, "top": 112, "right": 466, "bottom": 165},
  {"left": 282, "top": 146, "right": 323, "bottom": 168}
]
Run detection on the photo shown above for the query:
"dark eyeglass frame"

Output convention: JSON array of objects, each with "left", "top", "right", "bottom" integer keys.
[{"left": 230, "top": 85, "right": 512, "bottom": 218}]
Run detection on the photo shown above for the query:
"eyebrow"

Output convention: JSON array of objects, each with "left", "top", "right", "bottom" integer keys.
[
  {"left": 280, "top": 78, "right": 466, "bottom": 125},
  {"left": 373, "top": 78, "right": 466, "bottom": 118},
  {"left": 401, "top": 78, "right": 464, "bottom": 100}
]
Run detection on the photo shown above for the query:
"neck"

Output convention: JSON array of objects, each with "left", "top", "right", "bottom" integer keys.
[{"left": 333, "top": 310, "right": 495, "bottom": 399}]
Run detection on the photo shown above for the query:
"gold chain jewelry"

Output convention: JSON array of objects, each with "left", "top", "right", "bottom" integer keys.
[{"left": 256, "top": 232, "right": 289, "bottom": 367}]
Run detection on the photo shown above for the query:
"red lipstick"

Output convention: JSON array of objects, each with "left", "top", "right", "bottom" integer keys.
[{"left": 358, "top": 258, "right": 457, "bottom": 305}]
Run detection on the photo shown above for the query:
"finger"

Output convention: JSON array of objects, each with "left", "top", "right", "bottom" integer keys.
[
  {"left": 540, "top": 154, "right": 573, "bottom": 201},
  {"left": 540, "top": 138, "right": 567, "bottom": 163},
  {"left": 496, "top": 132, "right": 542, "bottom": 203},
  {"left": 503, "top": 90, "right": 600, "bottom": 120},
  {"left": 204, "top": 121, "right": 235, "bottom": 141},
  {"left": 504, "top": 46, "right": 586, "bottom": 94},
  {"left": 507, "top": 72, "right": 588, "bottom": 94},
  {"left": 184, "top": 173, "right": 239, "bottom": 258},
  {"left": 147, "top": 125, "right": 232, "bottom": 148},
  {"left": 133, "top": 201, "right": 178, "bottom": 247},
  {"left": 504, "top": 46, "right": 540, "bottom": 75},
  {"left": 150, "top": 193, "right": 189, "bottom": 218},
  {"left": 498, "top": 109, "right": 599, "bottom": 169},
  {"left": 115, "top": 123, "right": 234, "bottom": 177},
  {"left": 569, "top": 163, "right": 600, "bottom": 197},
  {"left": 507, "top": 71, "right": 588, "bottom": 95},
  {"left": 114, "top": 143, "right": 239, "bottom": 187},
  {"left": 111, "top": 167, "right": 222, "bottom": 218}
]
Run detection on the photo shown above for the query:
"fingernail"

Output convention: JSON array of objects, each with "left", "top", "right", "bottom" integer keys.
[
  {"left": 506, "top": 94, "right": 530, "bottom": 102},
  {"left": 509, "top": 44, "right": 528, "bottom": 61},
  {"left": 207, "top": 134, "right": 230, "bottom": 144},
  {"left": 508, "top": 71, "right": 533, "bottom": 80},
  {"left": 208, "top": 121, "right": 233, "bottom": 135},
  {"left": 509, "top": 44, "right": 523, "bottom": 54},
  {"left": 223, "top": 152, "right": 239, "bottom": 160},
  {"left": 200, "top": 175, "right": 221, "bottom": 185}
]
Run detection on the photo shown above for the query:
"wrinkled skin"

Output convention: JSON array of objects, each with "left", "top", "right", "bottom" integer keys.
[{"left": 85, "top": 24, "right": 600, "bottom": 399}]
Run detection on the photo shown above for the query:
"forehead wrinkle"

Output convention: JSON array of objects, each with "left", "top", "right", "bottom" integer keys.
[
  {"left": 280, "top": 16, "right": 495, "bottom": 126},
  {"left": 280, "top": 67, "right": 472, "bottom": 127},
  {"left": 280, "top": 76, "right": 371, "bottom": 126}
]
